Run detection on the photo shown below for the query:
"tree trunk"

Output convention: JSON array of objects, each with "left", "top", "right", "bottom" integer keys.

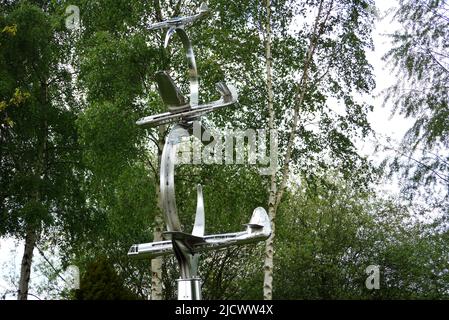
[
  {"left": 262, "top": 0, "right": 331, "bottom": 300},
  {"left": 17, "top": 81, "right": 49, "bottom": 300},
  {"left": 150, "top": 125, "right": 166, "bottom": 300},
  {"left": 149, "top": 1, "right": 167, "bottom": 300},
  {"left": 150, "top": 186, "right": 164, "bottom": 300},
  {"left": 263, "top": 202, "right": 277, "bottom": 299},
  {"left": 263, "top": 0, "right": 277, "bottom": 300},
  {"left": 150, "top": 210, "right": 164, "bottom": 300},
  {"left": 17, "top": 227, "right": 37, "bottom": 300}
]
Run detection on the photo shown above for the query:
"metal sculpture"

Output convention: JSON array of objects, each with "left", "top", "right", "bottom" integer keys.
[{"left": 129, "top": 3, "right": 271, "bottom": 300}]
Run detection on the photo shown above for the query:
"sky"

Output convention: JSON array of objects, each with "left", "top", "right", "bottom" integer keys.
[
  {"left": 365, "top": 2, "right": 412, "bottom": 140},
  {"left": 0, "top": 0, "right": 417, "bottom": 300},
  {"left": 358, "top": 0, "right": 415, "bottom": 194}
]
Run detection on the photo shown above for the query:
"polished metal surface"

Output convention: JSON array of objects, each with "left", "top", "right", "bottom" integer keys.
[
  {"left": 129, "top": 3, "right": 270, "bottom": 300},
  {"left": 128, "top": 207, "right": 271, "bottom": 259},
  {"left": 177, "top": 278, "right": 202, "bottom": 300},
  {"left": 192, "top": 184, "right": 205, "bottom": 237},
  {"left": 160, "top": 124, "right": 188, "bottom": 232},
  {"left": 147, "top": 3, "right": 209, "bottom": 31},
  {"left": 137, "top": 82, "right": 238, "bottom": 127},
  {"left": 164, "top": 27, "right": 199, "bottom": 107},
  {"left": 154, "top": 71, "right": 189, "bottom": 111}
]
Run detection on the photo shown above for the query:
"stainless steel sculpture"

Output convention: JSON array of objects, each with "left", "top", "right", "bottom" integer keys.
[{"left": 129, "top": 3, "right": 271, "bottom": 300}]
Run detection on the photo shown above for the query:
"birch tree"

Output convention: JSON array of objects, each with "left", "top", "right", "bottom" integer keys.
[
  {"left": 262, "top": 0, "right": 376, "bottom": 299},
  {"left": 104, "top": 0, "right": 376, "bottom": 299},
  {"left": 0, "top": 2, "right": 87, "bottom": 299},
  {"left": 0, "top": 0, "right": 377, "bottom": 300}
]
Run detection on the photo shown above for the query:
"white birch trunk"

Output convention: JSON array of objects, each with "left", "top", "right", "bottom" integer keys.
[
  {"left": 17, "top": 228, "right": 36, "bottom": 300},
  {"left": 263, "top": 0, "right": 332, "bottom": 300},
  {"left": 263, "top": 0, "right": 277, "bottom": 300},
  {"left": 150, "top": 125, "right": 166, "bottom": 300}
]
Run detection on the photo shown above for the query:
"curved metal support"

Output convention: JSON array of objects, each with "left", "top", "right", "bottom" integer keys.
[
  {"left": 160, "top": 123, "right": 205, "bottom": 280},
  {"left": 192, "top": 184, "right": 205, "bottom": 237},
  {"left": 160, "top": 124, "right": 189, "bottom": 231},
  {"left": 164, "top": 27, "right": 199, "bottom": 107},
  {"left": 159, "top": 125, "right": 207, "bottom": 233}
]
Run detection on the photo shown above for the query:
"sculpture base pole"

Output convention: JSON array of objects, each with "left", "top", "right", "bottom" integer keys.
[{"left": 177, "top": 278, "right": 202, "bottom": 300}]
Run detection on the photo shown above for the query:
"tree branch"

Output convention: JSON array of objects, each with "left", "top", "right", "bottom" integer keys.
[
  {"left": 35, "top": 245, "right": 68, "bottom": 285},
  {"left": 275, "top": 0, "right": 334, "bottom": 209}
]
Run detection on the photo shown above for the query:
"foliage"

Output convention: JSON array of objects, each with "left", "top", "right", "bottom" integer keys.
[
  {"left": 384, "top": 0, "right": 449, "bottom": 211},
  {"left": 0, "top": 0, "right": 90, "bottom": 249},
  {"left": 0, "top": 0, "right": 447, "bottom": 301},
  {"left": 75, "top": 256, "right": 139, "bottom": 300},
  {"left": 275, "top": 179, "right": 449, "bottom": 299}
]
